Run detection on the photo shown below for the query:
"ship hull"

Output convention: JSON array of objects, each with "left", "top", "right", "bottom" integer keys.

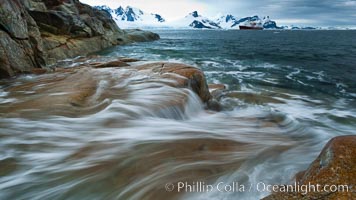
[{"left": 239, "top": 25, "right": 263, "bottom": 30}]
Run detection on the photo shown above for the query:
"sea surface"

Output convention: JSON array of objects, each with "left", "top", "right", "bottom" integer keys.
[{"left": 0, "top": 30, "right": 355, "bottom": 200}]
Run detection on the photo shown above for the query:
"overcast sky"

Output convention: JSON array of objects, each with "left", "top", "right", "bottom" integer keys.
[{"left": 80, "top": 0, "right": 356, "bottom": 26}]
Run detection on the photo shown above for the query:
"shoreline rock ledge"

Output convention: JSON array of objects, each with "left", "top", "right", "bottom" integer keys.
[
  {"left": 263, "top": 135, "right": 356, "bottom": 200},
  {"left": 0, "top": 0, "right": 159, "bottom": 78},
  {"left": 2, "top": 59, "right": 214, "bottom": 117}
]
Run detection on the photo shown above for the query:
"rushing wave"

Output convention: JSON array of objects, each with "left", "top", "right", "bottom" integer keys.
[{"left": 0, "top": 30, "right": 355, "bottom": 200}]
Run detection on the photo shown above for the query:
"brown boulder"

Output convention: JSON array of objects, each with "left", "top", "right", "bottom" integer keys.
[
  {"left": 162, "top": 63, "right": 211, "bottom": 103},
  {"left": 262, "top": 135, "right": 356, "bottom": 200},
  {"left": 124, "top": 29, "right": 160, "bottom": 42},
  {"left": 208, "top": 84, "right": 227, "bottom": 109},
  {"left": 137, "top": 62, "right": 211, "bottom": 103}
]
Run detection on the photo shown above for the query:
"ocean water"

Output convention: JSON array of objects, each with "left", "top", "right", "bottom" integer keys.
[
  {"left": 106, "top": 30, "right": 356, "bottom": 97},
  {"left": 0, "top": 30, "right": 355, "bottom": 200}
]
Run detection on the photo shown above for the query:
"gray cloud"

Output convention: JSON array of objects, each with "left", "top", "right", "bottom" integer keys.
[{"left": 194, "top": 0, "right": 356, "bottom": 26}]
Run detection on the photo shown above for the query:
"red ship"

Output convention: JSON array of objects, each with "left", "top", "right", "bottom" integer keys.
[
  {"left": 239, "top": 25, "right": 263, "bottom": 30},
  {"left": 239, "top": 22, "right": 263, "bottom": 30}
]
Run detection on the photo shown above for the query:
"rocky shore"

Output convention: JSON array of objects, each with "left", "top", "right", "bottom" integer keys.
[
  {"left": 1, "top": 53, "right": 354, "bottom": 199},
  {"left": 0, "top": 1, "right": 354, "bottom": 200},
  {"left": 0, "top": 0, "right": 159, "bottom": 78},
  {"left": 1, "top": 56, "right": 216, "bottom": 118},
  {"left": 3, "top": 55, "right": 354, "bottom": 199}
]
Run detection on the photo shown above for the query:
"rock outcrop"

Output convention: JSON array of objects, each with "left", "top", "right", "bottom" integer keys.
[
  {"left": 0, "top": 0, "right": 159, "bottom": 78},
  {"left": 2, "top": 58, "right": 213, "bottom": 117},
  {"left": 263, "top": 135, "right": 356, "bottom": 200},
  {"left": 136, "top": 62, "right": 212, "bottom": 103}
]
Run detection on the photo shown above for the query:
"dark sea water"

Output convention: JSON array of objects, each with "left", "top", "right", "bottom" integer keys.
[
  {"left": 105, "top": 29, "right": 356, "bottom": 133},
  {"left": 107, "top": 30, "right": 356, "bottom": 98},
  {"left": 0, "top": 30, "right": 355, "bottom": 200}
]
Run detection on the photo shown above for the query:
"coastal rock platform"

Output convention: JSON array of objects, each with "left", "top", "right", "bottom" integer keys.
[{"left": 1, "top": 58, "right": 212, "bottom": 118}]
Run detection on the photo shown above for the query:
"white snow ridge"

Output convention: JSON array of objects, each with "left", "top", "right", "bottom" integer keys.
[{"left": 94, "top": 5, "right": 283, "bottom": 30}]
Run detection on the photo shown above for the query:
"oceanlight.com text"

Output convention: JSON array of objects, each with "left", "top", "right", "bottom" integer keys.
[{"left": 165, "top": 181, "right": 350, "bottom": 195}]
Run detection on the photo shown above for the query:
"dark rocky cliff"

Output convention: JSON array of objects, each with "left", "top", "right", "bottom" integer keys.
[{"left": 0, "top": 0, "right": 159, "bottom": 78}]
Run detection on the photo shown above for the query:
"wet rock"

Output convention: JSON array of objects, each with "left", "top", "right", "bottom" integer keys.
[
  {"left": 208, "top": 84, "right": 226, "bottom": 98},
  {"left": 0, "top": 157, "right": 18, "bottom": 176},
  {"left": 2, "top": 61, "right": 214, "bottom": 117},
  {"left": 207, "top": 98, "right": 222, "bottom": 111},
  {"left": 31, "top": 68, "right": 48, "bottom": 75},
  {"left": 137, "top": 62, "right": 211, "bottom": 103},
  {"left": 4, "top": 68, "right": 100, "bottom": 118},
  {"left": 124, "top": 29, "right": 160, "bottom": 42},
  {"left": 208, "top": 84, "right": 226, "bottom": 110},
  {"left": 161, "top": 63, "right": 211, "bottom": 103},
  {"left": 119, "top": 58, "right": 141, "bottom": 63},
  {"left": 208, "top": 84, "right": 226, "bottom": 92},
  {"left": 92, "top": 60, "right": 130, "bottom": 68},
  {"left": 262, "top": 135, "right": 356, "bottom": 200},
  {"left": 227, "top": 92, "right": 285, "bottom": 104}
]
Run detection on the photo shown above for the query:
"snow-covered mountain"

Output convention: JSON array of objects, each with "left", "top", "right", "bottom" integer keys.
[
  {"left": 93, "top": 5, "right": 348, "bottom": 30},
  {"left": 216, "top": 14, "right": 238, "bottom": 29},
  {"left": 280, "top": 25, "right": 319, "bottom": 30},
  {"left": 170, "top": 11, "right": 221, "bottom": 29},
  {"left": 94, "top": 5, "right": 282, "bottom": 29},
  {"left": 173, "top": 12, "right": 280, "bottom": 29},
  {"left": 216, "top": 15, "right": 280, "bottom": 29},
  {"left": 94, "top": 5, "right": 166, "bottom": 28}
]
